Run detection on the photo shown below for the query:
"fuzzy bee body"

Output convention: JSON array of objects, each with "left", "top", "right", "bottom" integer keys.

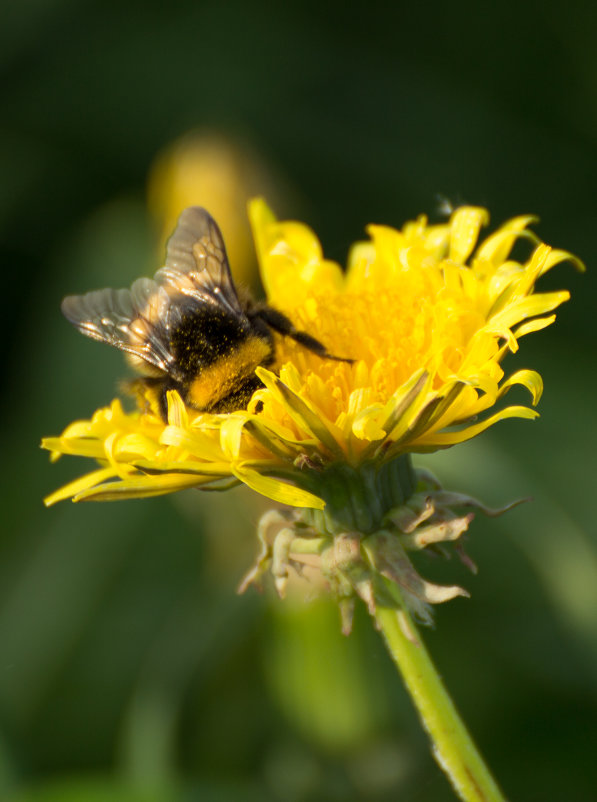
[{"left": 62, "top": 207, "right": 346, "bottom": 419}]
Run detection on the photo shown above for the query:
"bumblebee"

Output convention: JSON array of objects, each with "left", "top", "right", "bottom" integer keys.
[{"left": 62, "top": 206, "right": 348, "bottom": 420}]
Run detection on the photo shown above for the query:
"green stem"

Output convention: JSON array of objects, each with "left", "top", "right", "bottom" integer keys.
[{"left": 375, "top": 585, "right": 508, "bottom": 802}]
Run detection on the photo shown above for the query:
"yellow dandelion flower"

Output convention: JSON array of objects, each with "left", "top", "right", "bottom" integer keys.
[
  {"left": 43, "top": 199, "right": 582, "bottom": 800},
  {"left": 43, "top": 199, "right": 581, "bottom": 514}
]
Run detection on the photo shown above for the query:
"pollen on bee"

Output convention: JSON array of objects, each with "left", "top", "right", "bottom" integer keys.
[{"left": 187, "top": 336, "right": 272, "bottom": 410}]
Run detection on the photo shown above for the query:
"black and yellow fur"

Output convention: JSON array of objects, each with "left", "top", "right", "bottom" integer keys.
[{"left": 61, "top": 207, "right": 350, "bottom": 420}]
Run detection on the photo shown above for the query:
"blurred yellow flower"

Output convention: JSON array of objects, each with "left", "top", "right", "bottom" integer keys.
[
  {"left": 148, "top": 132, "right": 278, "bottom": 288},
  {"left": 43, "top": 200, "right": 581, "bottom": 510}
]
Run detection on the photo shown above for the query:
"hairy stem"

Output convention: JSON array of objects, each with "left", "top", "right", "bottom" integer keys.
[{"left": 375, "top": 586, "right": 508, "bottom": 802}]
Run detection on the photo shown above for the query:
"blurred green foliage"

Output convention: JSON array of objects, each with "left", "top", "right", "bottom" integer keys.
[{"left": 1, "top": 0, "right": 597, "bottom": 800}]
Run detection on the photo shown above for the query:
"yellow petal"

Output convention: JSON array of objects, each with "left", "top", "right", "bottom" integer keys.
[
  {"left": 73, "top": 472, "right": 208, "bottom": 501},
  {"left": 382, "top": 371, "right": 432, "bottom": 443},
  {"left": 249, "top": 197, "right": 343, "bottom": 304},
  {"left": 166, "top": 390, "right": 189, "bottom": 426},
  {"left": 352, "top": 405, "right": 387, "bottom": 441},
  {"left": 44, "top": 467, "right": 119, "bottom": 506},
  {"left": 256, "top": 367, "right": 343, "bottom": 457},
  {"left": 41, "top": 437, "right": 108, "bottom": 460},
  {"left": 133, "top": 459, "right": 233, "bottom": 475},
  {"left": 540, "top": 248, "right": 585, "bottom": 276},
  {"left": 232, "top": 465, "right": 325, "bottom": 509},
  {"left": 416, "top": 405, "right": 539, "bottom": 449},
  {"left": 448, "top": 207, "right": 489, "bottom": 264},
  {"left": 488, "top": 290, "right": 570, "bottom": 332},
  {"left": 160, "top": 425, "right": 223, "bottom": 460},
  {"left": 513, "top": 315, "right": 556, "bottom": 339},
  {"left": 245, "top": 416, "right": 318, "bottom": 454},
  {"left": 220, "top": 414, "right": 248, "bottom": 459},
  {"left": 476, "top": 215, "right": 538, "bottom": 264},
  {"left": 345, "top": 241, "right": 376, "bottom": 289},
  {"left": 498, "top": 370, "right": 543, "bottom": 405},
  {"left": 112, "top": 433, "right": 160, "bottom": 461}
]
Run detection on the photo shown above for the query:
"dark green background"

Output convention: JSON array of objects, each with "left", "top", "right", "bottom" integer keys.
[{"left": 2, "top": 1, "right": 597, "bottom": 800}]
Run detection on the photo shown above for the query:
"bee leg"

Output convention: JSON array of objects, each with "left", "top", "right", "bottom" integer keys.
[{"left": 253, "top": 304, "right": 353, "bottom": 363}]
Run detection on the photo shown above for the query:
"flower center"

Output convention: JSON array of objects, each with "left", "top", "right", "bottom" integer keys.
[{"left": 272, "top": 280, "right": 487, "bottom": 414}]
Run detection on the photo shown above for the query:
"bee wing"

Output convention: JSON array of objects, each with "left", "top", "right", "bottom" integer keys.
[
  {"left": 61, "top": 280, "right": 182, "bottom": 377},
  {"left": 156, "top": 206, "right": 244, "bottom": 317}
]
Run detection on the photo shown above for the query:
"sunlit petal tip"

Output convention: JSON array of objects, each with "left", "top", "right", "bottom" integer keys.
[
  {"left": 448, "top": 206, "right": 490, "bottom": 264},
  {"left": 542, "top": 247, "right": 586, "bottom": 275},
  {"left": 44, "top": 467, "right": 119, "bottom": 507},
  {"left": 475, "top": 214, "right": 540, "bottom": 264},
  {"left": 220, "top": 414, "right": 248, "bottom": 459},
  {"left": 166, "top": 389, "right": 189, "bottom": 426},
  {"left": 498, "top": 369, "right": 544, "bottom": 406}
]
